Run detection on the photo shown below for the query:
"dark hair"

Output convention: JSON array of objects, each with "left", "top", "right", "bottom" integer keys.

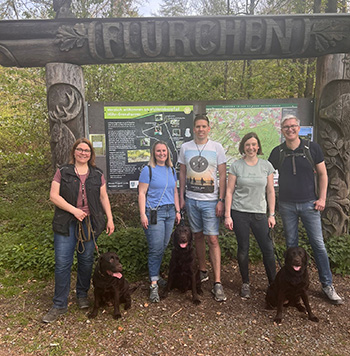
[
  {"left": 194, "top": 113, "right": 209, "bottom": 126},
  {"left": 239, "top": 132, "right": 263, "bottom": 155},
  {"left": 69, "top": 138, "right": 96, "bottom": 166},
  {"left": 149, "top": 141, "right": 173, "bottom": 168}
]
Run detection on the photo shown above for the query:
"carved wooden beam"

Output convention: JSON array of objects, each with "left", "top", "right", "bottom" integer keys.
[{"left": 1, "top": 14, "right": 350, "bottom": 67}]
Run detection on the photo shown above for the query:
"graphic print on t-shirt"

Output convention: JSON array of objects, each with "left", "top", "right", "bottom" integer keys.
[{"left": 185, "top": 150, "right": 217, "bottom": 193}]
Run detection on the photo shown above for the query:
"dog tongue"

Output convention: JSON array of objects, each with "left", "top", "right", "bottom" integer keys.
[
  {"left": 293, "top": 266, "right": 301, "bottom": 272},
  {"left": 107, "top": 271, "right": 122, "bottom": 278},
  {"left": 180, "top": 243, "right": 188, "bottom": 248}
]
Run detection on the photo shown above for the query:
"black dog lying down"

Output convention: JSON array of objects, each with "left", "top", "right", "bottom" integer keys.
[
  {"left": 88, "top": 252, "right": 131, "bottom": 320},
  {"left": 162, "top": 224, "right": 202, "bottom": 305},
  {"left": 266, "top": 246, "right": 319, "bottom": 324}
]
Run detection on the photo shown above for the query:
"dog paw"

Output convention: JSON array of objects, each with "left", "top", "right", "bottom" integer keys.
[
  {"left": 124, "top": 303, "right": 131, "bottom": 310},
  {"left": 309, "top": 315, "right": 319, "bottom": 322},
  {"left": 192, "top": 299, "right": 201, "bottom": 305},
  {"left": 113, "top": 313, "right": 122, "bottom": 320},
  {"left": 273, "top": 317, "right": 282, "bottom": 324}
]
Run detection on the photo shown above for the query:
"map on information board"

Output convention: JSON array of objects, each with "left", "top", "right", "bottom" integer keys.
[
  {"left": 207, "top": 104, "right": 298, "bottom": 165},
  {"left": 104, "top": 105, "right": 193, "bottom": 190}
]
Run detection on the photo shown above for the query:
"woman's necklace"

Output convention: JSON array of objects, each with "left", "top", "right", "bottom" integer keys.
[{"left": 75, "top": 166, "right": 89, "bottom": 207}]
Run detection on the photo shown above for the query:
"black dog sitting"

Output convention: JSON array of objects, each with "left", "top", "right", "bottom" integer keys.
[
  {"left": 161, "top": 223, "right": 202, "bottom": 305},
  {"left": 88, "top": 251, "right": 131, "bottom": 320},
  {"left": 266, "top": 246, "right": 319, "bottom": 324}
]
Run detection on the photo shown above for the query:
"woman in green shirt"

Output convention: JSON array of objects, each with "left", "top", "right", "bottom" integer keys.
[{"left": 224, "top": 132, "right": 276, "bottom": 299}]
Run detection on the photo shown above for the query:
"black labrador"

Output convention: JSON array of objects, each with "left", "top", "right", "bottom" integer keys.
[
  {"left": 266, "top": 246, "right": 319, "bottom": 324},
  {"left": 162, "top": 223, "right": 202, "bottom": 305},
  {"left": 88, "top": 251, "right": 131, "bottom": 320}
]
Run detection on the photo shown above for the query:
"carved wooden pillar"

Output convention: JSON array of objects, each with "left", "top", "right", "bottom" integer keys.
[
  {"left": 46, "top": 63, "right": 85, "bottom": 168},
  {"left": 315, "top": 54, "right": 350, "bottom": 237}
]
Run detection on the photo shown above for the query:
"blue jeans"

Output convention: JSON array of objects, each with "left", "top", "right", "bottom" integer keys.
[
  {"left": 53, "top": 219, "right": 96, "bottom": 309},
  {"left": 231, "top": 210, "right": 276, "bottom": 284},
  {"left": 279, "top": 200, "right": 332, "bottom": 287},
  {"left": 185, "top": 198, "right": 220, "bottom": 236},
  {"left": 144, "top": 204, "right": 175, "bottom": 282}
]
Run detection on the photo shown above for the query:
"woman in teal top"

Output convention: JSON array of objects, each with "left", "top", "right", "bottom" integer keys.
[{"left": 224, "top": 132, "right": 276, "bottom": 299}]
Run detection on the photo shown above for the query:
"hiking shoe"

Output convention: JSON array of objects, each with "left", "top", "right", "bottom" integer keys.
[
  {"left": 199, "top": 270, "right": 209, "bottom": 283},
  {"left": 77, "top": 297, "right": 89, "bottom": 309},
  {"left": 149, "top": 284, "right": 160, "bottom": 303},
  {"left": 211, "top": 283, "right": 227, "bottom": 302},
  {"left": 322, "top": 285, "right": 344, "bottom": 305},
  {"left": 240, "top": 283, "right": 251, "bottom": 299},
  {"left": 42, "top": 307, "right": 67, "bottom": 323}
]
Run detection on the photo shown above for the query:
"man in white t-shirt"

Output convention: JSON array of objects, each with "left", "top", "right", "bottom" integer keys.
[{"left": 178, "top": 114, "right": 227, "bottom": 302}]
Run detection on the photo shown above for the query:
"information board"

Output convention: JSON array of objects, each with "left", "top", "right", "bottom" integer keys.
[{"left": 104, "top": 105, "right": 193, "bottom": 190}]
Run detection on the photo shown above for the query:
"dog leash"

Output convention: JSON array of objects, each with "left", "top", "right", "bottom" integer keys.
[
  {"left": 268, "top": 228, "right": 283, "bottom": 268},
  {"left": 75, "top": 215, "right": 100, "bottom": 257}
]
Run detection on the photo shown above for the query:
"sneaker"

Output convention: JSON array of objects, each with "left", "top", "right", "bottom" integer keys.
[
  {"left": 199, "top": 270, "right": 209, "bottom": 283},
  {"left": 77, "top": 297, "right": 89, "bottom": 309},
  {"left": 42, "top": 307, "right": 67, "bottom": 323},
  {"left": 322, "top": 285, "right": 344, "bottom": 305},
  {"left": 211, "top": 283, "right": 227, "bottom": 302},
  {"left": 240, "top": 283, "right": 251, "bottom": 299},
  {"left": 149, "top": 283, "right": 160, "bottom": 303}
]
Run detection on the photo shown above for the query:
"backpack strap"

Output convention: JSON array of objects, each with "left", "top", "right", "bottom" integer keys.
[{"left": 302, "top": 139, "right": 316, "bottom": 172}]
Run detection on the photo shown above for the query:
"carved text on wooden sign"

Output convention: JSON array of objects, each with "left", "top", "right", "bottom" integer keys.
[{"left": 1, "top": 14, "right": 350, "bottom": 67}]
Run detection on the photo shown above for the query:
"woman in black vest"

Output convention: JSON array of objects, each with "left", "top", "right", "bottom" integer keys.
[{"left": 42, "top": 138, "right": 114, "bottom": 323}]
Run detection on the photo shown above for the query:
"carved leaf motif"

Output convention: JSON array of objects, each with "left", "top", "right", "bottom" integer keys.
[
  {"left": 323, "top": 141, "right": 334, "bottom": 150},
  {"left": 311, "top": 21, "right": 348, "bottom": 52},
  {"left": 327, "top": 148, "right": 339, "bottom": 156},
  {"left": 320, "top": 131, "right": 330, "bottom": 139},
  {"left": 54, "top": 24, "right": 87, "bottom": 52},
  {"left": 336, "top": 139, "right": 344, "bottom": 149}
]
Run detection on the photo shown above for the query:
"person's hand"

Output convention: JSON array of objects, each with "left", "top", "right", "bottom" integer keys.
[
  {"left": 140, "top": 213, "right": 148, "bottom": 229},
  {"left": 73, "top": 208, "right": 87, "bottom": 222},
  {"left": 216, "top": 201, "right": 224, "bottom": 217},
  {"left": 106, "top": 220, "right": 115, "bottom": 236},
  {"left": 314, "top": 198, "right": 326, "bottom": 211},
  {"left": 179, "top": 196, "right": 185, "bottom": 210},
  {"left": 224, "top": 216, "right": 233, "bottom": 230},
  {"left": 175, "top": 212, "right": 181, "bottom": 225},
  {"left": 268, "top": 215, "right": 276, "bottom": 228}
]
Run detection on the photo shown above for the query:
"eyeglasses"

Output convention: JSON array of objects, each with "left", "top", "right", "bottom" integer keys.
[
  {"left": 76, "top": 147, "right": 91, "bottom": 154},
  {"left": 282, "top": 125, "right": 299, "bottom": 131}
]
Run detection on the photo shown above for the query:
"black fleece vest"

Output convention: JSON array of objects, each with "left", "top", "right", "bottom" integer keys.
[{"left": 52, "top": 164, "right": 105, "bottom": 236}]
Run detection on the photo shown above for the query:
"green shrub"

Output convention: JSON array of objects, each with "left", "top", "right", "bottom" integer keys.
[{"left": 325, "top": 235, "right": 350, "bottom": 275}]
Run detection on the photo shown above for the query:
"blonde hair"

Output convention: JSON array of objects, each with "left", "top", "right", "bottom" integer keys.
[{"left": 149, "top": 141, "right": 173, "bottom": 168}]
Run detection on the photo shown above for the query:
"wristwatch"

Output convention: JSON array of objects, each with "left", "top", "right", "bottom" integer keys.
[
  {"left": 269, "top": 213, "right": 275, "bottom": 217},
  {"left": 218, "top": 198, "right": 225, "bottom": 203}
]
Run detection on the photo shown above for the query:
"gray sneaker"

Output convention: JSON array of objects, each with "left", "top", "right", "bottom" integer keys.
[
  {"left": 149, "top": 283, "right": 160, "bottom": 303},
  {"left": 77, "top": 297, "right": 89, "bottom": 309},
  {"left": 240, "top": 283, "right": 251, "bottom": 299},
  {"left": 211, "top": 283, "right": 227, "bottom": 302},
  {"left": 42, "top": 307, "right": 67, "bottom": 323},
  {"left": 199, "top": 270, "right": 209, "bottom": 283},
  {"left": 322, "top": 285, "right": 344, "bottom": 305}
]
